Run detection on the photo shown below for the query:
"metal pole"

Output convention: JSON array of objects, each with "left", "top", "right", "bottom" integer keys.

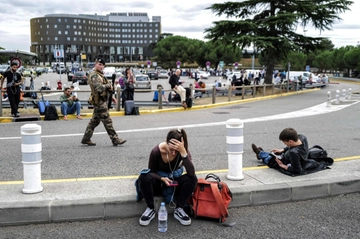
[
  {"left": 226, "top": 118, "right": 244, "bottom": 181},
  {"left": 21, "top": 124, "right": 43, "bottom": 194}
]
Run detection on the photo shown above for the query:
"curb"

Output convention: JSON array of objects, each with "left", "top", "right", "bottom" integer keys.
[
  {"left": 0, "top": 175, "right": 359, "bottom": 226},
  {"left": 0, "top": 88, "right": 320, "bottom": 123}
]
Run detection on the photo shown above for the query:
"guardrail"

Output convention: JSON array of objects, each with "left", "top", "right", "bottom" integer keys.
[{"left": 0, "top": 82, "right": 306, "bottom": 116}]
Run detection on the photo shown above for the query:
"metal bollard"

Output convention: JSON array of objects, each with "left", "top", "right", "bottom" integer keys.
[
  {"left": 326, "top": 91, "right": 331, "bottom": 107},
  {"left": 341, "top": 89, "right": 346, "bottom": 102},
  {"left": 21, "top": 124, "right": 43, "bottom": 194},
  {"left": 335, "top": 90, "right": 340, "bottom": 104},
  {"left": 226, "top": 118, "right": 244, "bottom": 180},
  {"left": 347, "top": 88, "right": 352, "bottom": 100}
]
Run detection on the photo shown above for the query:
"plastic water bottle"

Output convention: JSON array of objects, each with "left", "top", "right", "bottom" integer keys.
[{"left": 158, "top": 202, "right": 168, "bottom": 232}]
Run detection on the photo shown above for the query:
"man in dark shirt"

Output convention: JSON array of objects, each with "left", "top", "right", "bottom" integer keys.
[
  {"left": 251, "top": 128, "right": 309, "bottom": 175},
  {"left": 0, "top": 63, "right": 23, "bottom": 117},
  {"left": 169, "top": 69, "right": 187, "bottom": 108}
]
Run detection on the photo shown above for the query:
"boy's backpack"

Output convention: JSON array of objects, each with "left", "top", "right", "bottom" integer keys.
[
  {"left": 308, "top": 145, "right": 327, "bottom": 159},
  {"left": 44, "top": 105, "right": 59, "bottom": 120},
  {"left": 307, "top": 145, "right": 333, "bottom": 165},
  {"left": 191, "top": 173, "right": 234, "bottom": 225}
]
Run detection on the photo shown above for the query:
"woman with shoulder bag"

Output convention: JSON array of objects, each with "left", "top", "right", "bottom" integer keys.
[{"left": 122, "top": 68, "right": 136, "bottom": 108}]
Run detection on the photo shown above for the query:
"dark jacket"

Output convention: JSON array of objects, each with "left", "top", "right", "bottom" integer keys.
[{"left": 169, "top": 73, "right": 180, "bottom": 89}]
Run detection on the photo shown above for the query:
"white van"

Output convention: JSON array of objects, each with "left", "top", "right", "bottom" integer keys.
[{"left": 287, "top": 71, "right": 317, "bottom": 84}]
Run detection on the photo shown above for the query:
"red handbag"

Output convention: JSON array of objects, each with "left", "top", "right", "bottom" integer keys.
[{"left": 191, "top": 173, "right": 232, "bottom": 223}]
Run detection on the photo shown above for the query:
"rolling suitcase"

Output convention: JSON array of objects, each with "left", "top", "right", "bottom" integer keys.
[{"left": 125, "top": 100, "right": 135, "bottom": 115}]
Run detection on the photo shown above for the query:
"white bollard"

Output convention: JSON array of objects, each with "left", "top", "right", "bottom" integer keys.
[
  {"left": 326, "top": 91, "right": 331, "bottom": 107},
  {"left": 21, "top": 124, "right": 43, "bottom": 194},
  {"left": 347, "top": 88, "right": 352, "bottom": 100},
  {"left": 341, "top": 89, "right": 346, "bottom": 102},
  {"left": 335, "top": 90, "right": 340, "bottom": 104},
  {"left": 226, "top": 118, "right": 244, "bottom": 181}
]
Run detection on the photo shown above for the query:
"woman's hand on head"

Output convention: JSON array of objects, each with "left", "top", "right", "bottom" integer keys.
[{"left": 169, "top": 138, "right": 186, "bottom": 155}]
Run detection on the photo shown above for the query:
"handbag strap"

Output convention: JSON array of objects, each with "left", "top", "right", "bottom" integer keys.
[{"left": 210, "top": 183, "right": 229, "bottom": 220}]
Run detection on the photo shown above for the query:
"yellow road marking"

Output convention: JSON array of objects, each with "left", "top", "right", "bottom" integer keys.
[{"left": 0, "top": 156, "right": 358, "bottom": 185}]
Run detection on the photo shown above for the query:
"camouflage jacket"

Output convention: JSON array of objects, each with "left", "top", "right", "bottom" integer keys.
[{"left": 88, "top": 70, "right": 112, "bottom": 105}]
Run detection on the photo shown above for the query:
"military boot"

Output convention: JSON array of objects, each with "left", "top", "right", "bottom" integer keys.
[
  {"left": 113, "top": 138, "right": 127, "bottom": 146},
  {"left": 81, "top": 139, "right": 96, "bottom": 146}
]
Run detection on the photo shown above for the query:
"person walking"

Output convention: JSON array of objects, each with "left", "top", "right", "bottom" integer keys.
[
  {"left": 0, "top": 63, "right": 23, "bottom": 117},
  {"left": 81, "top": 57, "right": 126, "bottom": 146}
]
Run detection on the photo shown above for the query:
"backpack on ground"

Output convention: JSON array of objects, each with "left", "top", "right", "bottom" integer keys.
[
  {"left": 44, "top": 105, "right": 59, "bottom": 120},
  {"left": 307, "top": 145, "right": 333, "bottom": 165},
  {"left": 186, "top": 97, "right": 192, "bottom": 108},
  {"left": 38, "top": 90, "right": 50, "bottom": 115},
  {"left": 191, "top": 173, "right": 233, "bottom": 224},
  {"left": 308, "top": 145, "right": 327, "bottom": 159}
]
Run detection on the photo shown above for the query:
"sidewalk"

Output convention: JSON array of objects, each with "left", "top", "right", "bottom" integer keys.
[{"left": 0, "top": 157, "right": 359, "bottom": 226}]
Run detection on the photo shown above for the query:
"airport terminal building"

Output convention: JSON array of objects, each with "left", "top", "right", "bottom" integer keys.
[{"left": 30, "top": 12, "right": 161, "bottom": 65}]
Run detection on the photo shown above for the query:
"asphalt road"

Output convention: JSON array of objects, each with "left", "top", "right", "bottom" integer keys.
[
  {"left": 0, "top": 193, "right": 358, "bottom": 239},
  {"left": 0, "top": 80, "right": 359, "bottom": 181}
]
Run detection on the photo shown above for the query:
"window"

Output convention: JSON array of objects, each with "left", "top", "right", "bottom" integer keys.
[
  {"left": 46, "top": 18, "right": 48, "bottom": 22},
  {"left": 40, "top": 37, "right": 43, "bottom": 41},
  {"left": 58, "top": 31, "right": 62, "bottom": 35},
  {"left": 47, "top": 25, "right": 49, "bottom": 28},
  {"left": 64, "top": 31, "right": 68, "bottom": 35},
  {"left": 65, "top": 19, "right": 68, "bottom": 22},
  {"left": 55, "top": 37, "right": 58, "bottom": 41},
  {"left": 149, "top": 29, "right": 152, "bottom": 33},
  {"left": 54, "top": 25, "right": 57, "bottom": 28},
  {"left": 58, "top": 18, "right": 61, "bottom": 22},
  {"left": 67, "top": 37, "right": 70, "bottom": 41},
  {"left": 73, "top": 25, "right": 77, "bottom": 29},
  {"left": 40, "top": 25, "right": 42, "bottom": 29},
  {"left": 74, "top": 37, "right": 77, "bottom": 41},
  {"left": 79, "top": 26, "right": 82, "bottom": 29},
  {"left": 66, "top": 25, "right": 70, "bottom": 29},
  {"left": 155, "top": 29, "right": 158, "bottom": 32}
]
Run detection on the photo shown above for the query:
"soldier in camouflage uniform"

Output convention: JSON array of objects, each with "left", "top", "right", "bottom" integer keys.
[{"left": 81, "top": 58, "right": 126, "bottom": 146}]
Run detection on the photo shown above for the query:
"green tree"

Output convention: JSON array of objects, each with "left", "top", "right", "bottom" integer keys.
[
  {"left": 196, "top": 41, "right": 242, "bottom": 69},
  {"left": 313, "top": 50, "right": 334, "bottom": 72},
  {"left": 153, "top": 36, "right": 202, "bottom": 68},
  {"left": 205, "top": 0, "right": 353, "bottom": 84},
  {"left": 332, "top": 45, "right": 355, "bottom": 73},
  {"left": 281, "top": 51, "right": 307, "bottom": 71},
  {"left": 343, "top": 47, "right": 360, "bottom": 71}
]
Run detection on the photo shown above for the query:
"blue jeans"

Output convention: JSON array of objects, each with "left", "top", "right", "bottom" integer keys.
[
  {"left": 258, "top": 151, "right": 273, "bottom": 165},
  {"left": 61, "top": 102, "right": 81, "bottom": 116}
]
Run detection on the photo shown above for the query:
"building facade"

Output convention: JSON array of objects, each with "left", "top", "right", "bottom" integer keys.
[{"left": 30, "top": 12, "right": 161, "bottom": 65}]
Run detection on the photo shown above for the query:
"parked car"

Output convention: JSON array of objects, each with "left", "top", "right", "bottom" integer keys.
[
  {"left": 134, "top": 74, "right": 151, "bottom": 90},
  {"left": 0, "top": 65, "right": 9, "bottom": 74},
  {"left": 147, "top": 69, "right": 159, "bottom": 80},
  {"left": 158, "top": 70, "right": 168, "bottom": 79},
  {"left": 22, "top": 69, "right": 33, "bottom": 77},
  {"left": 72, "top": 71, "right": 88, "bottom": 85},
  {"left": 35, "top": 67, "right": 46, "bottom": 76},
  {"left": 198, "top": 71, "right": 210, "bottom": 79},
  {"left": 56, "top": 66, "right": 67, "bottom": 74}
]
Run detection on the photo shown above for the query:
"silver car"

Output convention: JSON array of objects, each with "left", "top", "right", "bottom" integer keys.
[
  {"left": 134, "top": 74, "right": 151, "bottom": 90},
  {"left": 158, "top": 70, "right": 168, "bottom": 79}
]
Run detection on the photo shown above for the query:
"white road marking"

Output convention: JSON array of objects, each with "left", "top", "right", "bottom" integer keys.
[{"left": 0, "top": 100, "right": 359, "bottom": 140}]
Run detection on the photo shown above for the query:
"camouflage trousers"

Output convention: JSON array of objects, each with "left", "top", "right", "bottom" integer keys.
[{"left": 82, "top": 101, "right": 119, "bottom": 143}]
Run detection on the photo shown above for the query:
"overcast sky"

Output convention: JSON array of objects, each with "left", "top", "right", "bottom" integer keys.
[{"left": 0, "top": 0, "right": 359, "bottom": 51}]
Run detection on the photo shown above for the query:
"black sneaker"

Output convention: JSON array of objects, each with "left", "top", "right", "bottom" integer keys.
[
  {"left": 174, "top": 207, "right": 191, "bottom": 225},
  {"left": 139, "top": 207, "right": 155, "bottom": 226}
]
